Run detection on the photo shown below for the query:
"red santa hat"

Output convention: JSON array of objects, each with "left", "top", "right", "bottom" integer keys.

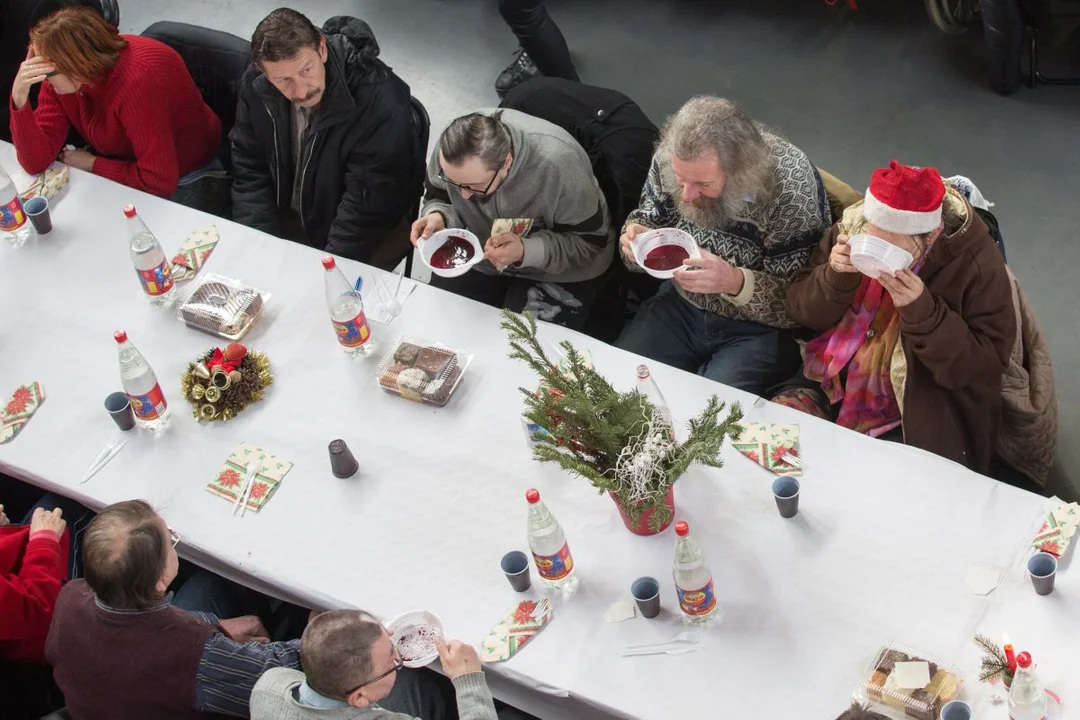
[{"left": 862, "top": 161, "right": 946, "bottom": 235}]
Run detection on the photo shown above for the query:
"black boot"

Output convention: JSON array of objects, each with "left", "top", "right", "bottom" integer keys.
[{"left": 495, "top": 48, "right": 539, "bottom": 98}]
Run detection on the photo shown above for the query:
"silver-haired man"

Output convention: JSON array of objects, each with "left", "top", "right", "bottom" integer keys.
[{"left": 617, "top": 95, "right": 830, "bottom": 396}]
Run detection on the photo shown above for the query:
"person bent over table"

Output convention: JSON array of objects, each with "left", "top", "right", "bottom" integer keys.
[
  {"left": 8, "top": 6, "right": 221, "bottom": 202},
  {"left": 46, "top": 500, "right": 301, "bottom": 719},
  {"left": 412, "top": 109, "right": 613, "bottom": 330},
  {"left": 615, "top": 96, "right": 831, "bottom": 396},
  {"left": 776, "top": 161, "right": 1015, "bottom": 474},
  {"left": 252, "top": 609, "right": 497, "bottom": 720}
]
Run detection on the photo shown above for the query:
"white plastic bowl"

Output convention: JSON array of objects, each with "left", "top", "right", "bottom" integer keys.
[
  {"left": 385, "top": 610, "right": 445, "bottom": 668},
  {"left": 631, "top": 228, "right": 702, "bottom": 280},
  {"left": 848, "top": 234, "right": 913, "bottom": 279},
  {"left": 418, "top": 229, "right": 483, "bottom": 278}
]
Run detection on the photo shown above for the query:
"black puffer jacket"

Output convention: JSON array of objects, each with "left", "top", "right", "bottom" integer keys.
[{"left": 230, "top": 17, "right": 423, "bottom": 262}]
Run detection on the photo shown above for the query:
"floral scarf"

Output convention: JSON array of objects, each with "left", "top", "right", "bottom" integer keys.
[{"left": 802, "top": 276, "right": 904, "bottom": 437}]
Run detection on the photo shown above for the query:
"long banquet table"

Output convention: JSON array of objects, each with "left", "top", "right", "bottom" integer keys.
[{"left": 1, "top": 142, "right": 1075, "bottom": 720}]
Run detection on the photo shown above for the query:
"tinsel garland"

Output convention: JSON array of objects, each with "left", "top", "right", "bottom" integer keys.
[{"left": 180, "top": 349, "right": 272, "bottom": 422}]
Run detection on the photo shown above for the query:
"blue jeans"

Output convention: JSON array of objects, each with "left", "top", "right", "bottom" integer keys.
[
  {"left": 171, "top": 570, "right": 272, "bottom": 623},
  {"left": 617, "top": 281, "right": 801, "bottom": 396},
  {"left": 20, "top": 494, "right": 93, "bottom": 580}
]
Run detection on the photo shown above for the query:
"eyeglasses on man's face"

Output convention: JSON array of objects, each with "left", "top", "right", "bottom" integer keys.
[
  {"left": 438, "top": 166, "right": 500, "bottom": 197},
  {"left": 344, "top": 645, "right": 404, "bottom": 696}
]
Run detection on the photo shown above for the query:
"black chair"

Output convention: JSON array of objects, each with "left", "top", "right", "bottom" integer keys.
[
  {"left": 98, "top": 0, "right": 118, "bottom": 24},
  {"left": 404, "top": 95, "right": 431, "bottom": 278},
  {"left": 141, "top": 21, "right": 251, "bottom": 171}
]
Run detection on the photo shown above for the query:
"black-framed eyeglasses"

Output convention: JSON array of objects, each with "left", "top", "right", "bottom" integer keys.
[
  {"left": 438, "top": 166, "right": 500, "bottom": 197},
  {"left": 343, "top": 646, "right": 404, "bottom": 696}
]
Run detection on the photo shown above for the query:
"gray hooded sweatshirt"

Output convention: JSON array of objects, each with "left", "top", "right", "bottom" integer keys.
[{"left": 420, "top": 109, "right": 613, "bottom": 284}]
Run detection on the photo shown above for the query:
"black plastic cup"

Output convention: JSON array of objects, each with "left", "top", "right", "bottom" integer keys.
[
  {"left": 631, "top": 576, "right": 661, "bottom": 619},
  {"left": 501, "top": 551, "right": 531, "bottom": 592},
  {"left": 23, "top": 197, "right": 51, "bottom": 235},
  {"left": 105, "top": 392, "right": 135, "bottom": 431},
  {"left": 772, "top": 477, "right": 800, "bottom": 519},
  {"left": 329, "top": 439, "right": 359, "bottom": 478},
  {"left": 1027, "top": 552, "right": 1057, "bottom": 596}
]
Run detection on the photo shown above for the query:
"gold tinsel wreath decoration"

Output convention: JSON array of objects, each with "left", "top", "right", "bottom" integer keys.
[{"left": 179, "top": 346, "right": 273, "bottom": 422}]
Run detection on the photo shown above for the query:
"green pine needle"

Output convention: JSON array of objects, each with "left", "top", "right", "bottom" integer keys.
[{"left": 501, "top": 309, "right": 743, "bottom": 524}]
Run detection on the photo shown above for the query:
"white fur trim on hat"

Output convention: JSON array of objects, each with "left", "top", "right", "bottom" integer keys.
[{"left": 863, "top": 189, "right": 942, "bottom": 235}]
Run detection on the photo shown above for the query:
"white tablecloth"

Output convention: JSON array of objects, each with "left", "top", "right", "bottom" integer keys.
[{"left": 0, "top": 143, "right": 1074, "bottom": 720}]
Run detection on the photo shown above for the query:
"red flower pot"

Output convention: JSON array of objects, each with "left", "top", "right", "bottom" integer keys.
[{"left": 610, "top": 487, "right": 675, "bottom": 536}]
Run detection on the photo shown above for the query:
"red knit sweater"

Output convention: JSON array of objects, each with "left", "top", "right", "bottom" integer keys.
[
  {"left": 9, "top": 35, "right": 221, "bottom": 198},
  {"left": 0, "top": 524, "right": 69, "bottom": 664}
]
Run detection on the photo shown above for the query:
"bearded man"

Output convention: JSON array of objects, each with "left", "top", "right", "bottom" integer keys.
[{"left": 616, "top": 95, "right": 830, "bottom": 395}]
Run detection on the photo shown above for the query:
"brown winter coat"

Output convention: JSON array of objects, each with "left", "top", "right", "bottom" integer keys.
[{"left": 786, "top": 189, "right": 1017, "bottom": 473}]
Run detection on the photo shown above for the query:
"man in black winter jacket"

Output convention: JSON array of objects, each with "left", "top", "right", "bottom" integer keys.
[{"left": 231, "top": 9, "right": 424, "bottom": 269}]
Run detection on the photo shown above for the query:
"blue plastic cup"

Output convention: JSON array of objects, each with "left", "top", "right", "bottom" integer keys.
[
  {"left": 501, "top": 551, "right": 531, "bottom": 592},
  {"left": 940, "top": 700, "right": 972, "bottom": 720},
  {"left": 772, "top": 477, "right": 800, "bottom": 518},
  {"left": 1027, "top": 552, "right": 1057, "bottom": 596},
  {"left": 631, "top": 576, "right": 660, "bottom": 619}
]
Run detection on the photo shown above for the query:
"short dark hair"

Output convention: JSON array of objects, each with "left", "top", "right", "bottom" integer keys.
[
  {"left": 251, "top": 8, "right": 321, "bottom": 64},
  {"left": 439, "top": 111, "right": 512, "bottom": 171},
  {"left": 300, "top": 610, "right": 384, "bottom": 699},
  {"left": 84, "top": 500, "right": 168, "bottom": 611},
  {"left": 836, "top": 702, "right": 890, "bottom": 720}
]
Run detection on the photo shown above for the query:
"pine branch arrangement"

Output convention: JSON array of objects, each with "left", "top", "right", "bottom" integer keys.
[
  {"left": 973, "top": 634, "right": 1010, "bottom": 684},
  {"left": 501, "top": 310, "right": 743, "bottom": 531}
]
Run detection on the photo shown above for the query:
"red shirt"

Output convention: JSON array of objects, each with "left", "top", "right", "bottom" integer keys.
[
  {"left": 9, "top": 35, "right": 222, "bottom": 198},
  {"left": 0, "top": 524, "right": 68, "bottom": 664}
]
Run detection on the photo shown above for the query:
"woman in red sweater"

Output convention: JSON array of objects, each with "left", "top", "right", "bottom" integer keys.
[{"left": 8, "top": 6, "right": 221, "bottom": 198}]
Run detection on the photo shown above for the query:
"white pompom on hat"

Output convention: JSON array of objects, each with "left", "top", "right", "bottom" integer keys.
[{"left": 862, "top": 160, "right": 946, "bottom": 235}]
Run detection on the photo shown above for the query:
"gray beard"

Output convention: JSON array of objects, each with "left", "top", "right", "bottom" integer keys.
[{"left": 663, "top": 164, "right": 752, "bottom": 230}]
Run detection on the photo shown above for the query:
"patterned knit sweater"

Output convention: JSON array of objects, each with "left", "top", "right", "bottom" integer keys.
[{"left": 626, "top": 134, "right": 830, "bottom": 329}]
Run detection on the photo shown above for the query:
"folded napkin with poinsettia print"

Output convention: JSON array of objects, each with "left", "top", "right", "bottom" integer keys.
[
  {"left": 1031, "top": 502, "right": 1080, "bottom": 560},
  {"left": 1, "top": 382, "right": 45, "bottom": 444},
  {"left": 732, "top": 422, "right": 801, "bottom": 477},
  {"left": 480, "top": 599, "right": 553, "bottom": 662},
  {"left": 206, "top": 442, "right": 292, "bottom": 512}
]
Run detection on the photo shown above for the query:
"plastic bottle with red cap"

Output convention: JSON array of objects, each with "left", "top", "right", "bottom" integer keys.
[
  {"left": 124, "top": 205, "right": 175, "bottom": 305},
  {"left": 673, "top": 521, "right": 717, "bottom": 624},
  {"left": 525, "top": 488, "right": 577, "bottom": 590},
  {"left": 114, "top": 329, "right": 169, "bottom": 429},
  {"left": 322, "top": 256, "right": 373, "bottom": 356},
  {"left": 1007, "top": 651, "right": 1047, "bottom": 720}
]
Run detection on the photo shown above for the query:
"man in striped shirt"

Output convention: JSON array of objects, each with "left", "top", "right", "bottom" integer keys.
[{"left": 46, "top": 500, "right": 301, "bottom": 719}]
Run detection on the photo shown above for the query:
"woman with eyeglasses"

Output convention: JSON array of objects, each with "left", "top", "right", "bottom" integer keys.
[
  {"left": 8, "top": 6, "right": 221, "bottom": 201},
  {"left": 412, "top": 109, "right": 614, "bottom": 330}
]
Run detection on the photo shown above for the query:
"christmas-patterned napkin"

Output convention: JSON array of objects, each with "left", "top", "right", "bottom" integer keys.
[
  {"left": 0, "top": 382, "right": 45, "bottom": 444},
  {"left": 170, "top": 226, "right": 219, "bottom": 282},
  {"left": 1031, "top": 502, "right": 1080, "bottom": 559},
  {"left": 18, "top": 164, "right": 68, "bottom": 203},
  {"left": 492, "top": 218, "right": 534, "bottom": 237},
  {"left": 732, "top": 422, "right": 801, "bottom": 476},
  {"left": 480, "top": 599, "right": 554, "bottom": 662},
  {"left": 206, "top": 442, "right": 293, "bottom": 512}
]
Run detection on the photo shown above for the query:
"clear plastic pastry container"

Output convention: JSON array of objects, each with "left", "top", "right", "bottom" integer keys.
[
  {"left": 376, "top": 337, "right": 472, "bottom": 407},
  {"left": 176, "top": 272, "right": 269, "bottom": 341},
  {"left": 853, "top": 642, "right": 962, "bottom": 720}
]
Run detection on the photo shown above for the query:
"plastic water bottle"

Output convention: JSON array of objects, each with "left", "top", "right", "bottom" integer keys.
[
  {"left": 526, "top": 488, "right": 578, "bottom": 591},
  {"left": 322, "top": 256, "right": 373, "bottom": 356},
  {"left": 0, "top": 164, "right": 31, "bottom": 248},
  {"left": 114, "top": 330, "right": 169, "bottom": 430},
  {"left": 673, "top": 521, "right": 718, "bottom": 624},
  {"left": 636, "top": 364, "right": 675, "bottom": 440},
  {"left": 1008, "top": 652, "right": 1047, "bottom": 720},
  {"left": 124, "top": 205, "right": 175, "bottom": 306}
]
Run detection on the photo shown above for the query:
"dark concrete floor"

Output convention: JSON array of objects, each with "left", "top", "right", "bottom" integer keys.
[{"left": 122, "top": 0, "right": 1080, "bottom": 500}]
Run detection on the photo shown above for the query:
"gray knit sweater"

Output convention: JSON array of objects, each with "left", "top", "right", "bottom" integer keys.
[
  {"left": 626, "top": 134, "right": 830, "bottom": 329},
  {"left": 421, "top": 108, "right": 613, "bottom": 284},
  {"left": 249, "top": 668, "right": 498, "bottom": 720}
]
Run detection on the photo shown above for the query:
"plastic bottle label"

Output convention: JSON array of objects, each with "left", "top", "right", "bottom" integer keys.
[
  {"left": 0, "top": 196, "right": 27, "bottom": 232},
  {"left": 677, "top": 579, "right": 717, "bottom": 617},
  {"left": 128, "top": 384, "right": 167, "bottom": 421},
  {"left": 137, "top": 260, "right": 174, "bottom": 296},
  {"left": 333, "top": 310, "right": 370, "bottom": 348},
  {"left": 532, "top": 543, "right": 573, "bottom": 581}
]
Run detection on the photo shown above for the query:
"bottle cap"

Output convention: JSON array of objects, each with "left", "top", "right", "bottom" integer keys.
[
  {"left": 113, "top": 330, "right": 128, "bottom": 343},
  {"left": 1016, "top": 651, "right": 1032, "bottom": 668},
  {"left": 525, "top": 488, "right": 540, "bottom": 503},
  {"left": 674, "top": 520, "right": 689, "bottom": 536},
  {"left": 636, "top": 364, "right": 650, "bottom": 379},
  {"left": 321, "top": 256, "right": 336, "bottom": 270},
  {"left": 123, "top": 205, "right": 136, "bottom": 218}
]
